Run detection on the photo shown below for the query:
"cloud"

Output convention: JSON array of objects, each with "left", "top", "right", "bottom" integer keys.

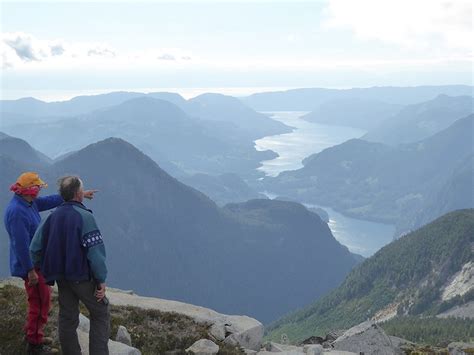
[
  {"left": 88, "top": 47, "right": 116, "bottom": 57},
  {"left": 0, "top": 32, "right": 196, "bottom": 70},
  {"left": 157, "top": 53, "right": 176, "bottom": 61},
  {"left": 4, "top": 34, "right": 40, "bottom": 61},
  {"left": 50, "top": 44, "right": 65, "bottom": 56},
  {"left": 323, "top": 0, "right": 473, "bottom": 54}
]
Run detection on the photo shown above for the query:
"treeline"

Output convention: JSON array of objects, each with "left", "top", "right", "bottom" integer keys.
[{"left": 381, "top": 316, "right": 474, "bottom": 346}]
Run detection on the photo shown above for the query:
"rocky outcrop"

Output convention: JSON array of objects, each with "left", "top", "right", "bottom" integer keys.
[
  {"left": 441, "top": 261, "right": 474, "bottom": 301},
  {"left": 106, "top": 286, "right": 264, "bottom": 351}
]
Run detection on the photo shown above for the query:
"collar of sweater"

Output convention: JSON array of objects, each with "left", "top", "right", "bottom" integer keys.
[{"left": 62, "top": 200, "right": 93, "bottom": 213}]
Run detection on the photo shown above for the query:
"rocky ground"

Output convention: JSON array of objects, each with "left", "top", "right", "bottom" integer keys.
[
  {"left": 0, "top": 278, "right": 252, "bottom": 354},
  {"left": 1, "top": 278, "right": 473, "bottom": 355}
]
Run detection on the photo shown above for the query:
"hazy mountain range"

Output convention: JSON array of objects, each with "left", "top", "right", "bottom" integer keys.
[
  {"left": 242, "top": 85, "right": 473, "bottom": 111},
  {"left": 1, "top": 84, "right": 473, "bottom": 327},
  {"left": 302, "top": 98, "right": 402, "bottom": 130},
  {"left": 1, "top": 92, "right": 290, "bottom": 179},
  {"left": 362, "top": 95, "right": 474, "bottom": 145}
]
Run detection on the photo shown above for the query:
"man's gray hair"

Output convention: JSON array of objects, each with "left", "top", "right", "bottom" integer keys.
[{"left": 57, "top": 176, "right": 83, "bottom": 201}]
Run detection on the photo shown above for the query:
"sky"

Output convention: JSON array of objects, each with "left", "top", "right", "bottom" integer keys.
[{"left": 1, "top": 0, "right": 472, "bottom": 100}]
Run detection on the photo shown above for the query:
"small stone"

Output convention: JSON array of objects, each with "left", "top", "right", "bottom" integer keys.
[
  {"left": 304, "top": 344, "right": 323, "bottom": 355},
  {"left": 116, "top": 325, "right": 132, "bottom": 346}
]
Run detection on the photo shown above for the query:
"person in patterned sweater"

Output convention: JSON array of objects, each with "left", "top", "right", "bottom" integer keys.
[{"left": 30, "top": 176, "right": 108, "bottom": 355}]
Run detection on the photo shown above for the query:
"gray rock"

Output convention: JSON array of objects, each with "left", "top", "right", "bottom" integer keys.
[
  {"left": 257, "top": 351, "right": 305, "bottom": 355},
  {"left": 243, "top": 350, "right": 258, "bottom": 355},
  {"left": 301, "top": 336, "right": 325, "bottom": 345},
  {"left": 264, "top": 341, "right": 300, "bottom": 352},
  {"left": 223, "top": 319, "right": 264, "bottom": 351},
  {"left": 448, "top": 342, "right": 474, "bottom": 355},
  {"left": 116, "top": 325, "right": 132, "bottom": 346},
  {"left": 185, "top": 339, "right": 219, "bottom": 355},
  {"left": 107, "top": 288, "right": 264, "bottom": 351},
  {"left": 77, "top": 329, "right": 141, "bottom": 355},
  {"left": 304, "top": 344, "right": 323, "bottom": 355},
  {"left": 332, "top": 321, "right": 398, "bottom": 355},
  {"left": 388, "top": 336, "right": 415, "bottom": 350},
  {"left": 78, "top": 313, "right": 90, "bottom": 333},
  {"left": 325, "top": 330, "right": 345, "bottom": 343},
  {"left": 209, "top": 321, "right": 227, "bottom": 341}
]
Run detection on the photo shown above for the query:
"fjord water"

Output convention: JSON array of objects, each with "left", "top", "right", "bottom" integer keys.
[
  {"left": 305, "top": 204, "right": 395, "bottom": 257},
  {"left": 254, "top": 111, "right": 367, "bottom": 177},
  {"left": 257, "top": 112, "right": 395, "bottom": 257}
]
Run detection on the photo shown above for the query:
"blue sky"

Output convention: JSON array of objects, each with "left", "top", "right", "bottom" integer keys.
[{"left": 1, "top": 0, "right": 472, "bottom": 100}]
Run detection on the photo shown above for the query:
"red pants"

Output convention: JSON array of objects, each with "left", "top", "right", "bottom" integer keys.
[{"left": 23, "top": 270, "right": 51, "bottom": 345}]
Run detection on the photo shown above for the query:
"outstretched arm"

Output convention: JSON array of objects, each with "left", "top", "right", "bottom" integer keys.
[{"left": 35, "top": 194, "right": 64, "bottom": 212}]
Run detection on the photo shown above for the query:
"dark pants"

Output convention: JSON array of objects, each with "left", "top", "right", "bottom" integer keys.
[
  {"left": 57, "top": 280, "right": 110, "bottom": 355},
  {"left": 23, "top": 270, "right": 51, "bottom": 345}
]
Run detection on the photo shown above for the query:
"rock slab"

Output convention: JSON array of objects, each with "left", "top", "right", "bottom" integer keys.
[
  {"left": 185, "top": 339, "right": 219, "bottom": 355},
  {"left": 332, "top": 321, "right": 398, "bottom": 355}
]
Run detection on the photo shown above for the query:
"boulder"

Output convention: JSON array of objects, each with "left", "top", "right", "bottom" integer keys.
[
  {"left": 332, "top": 321, "right": 398, "bottom": 355},
  {"left": 223, "top": 316, "right": 264, "bottom": 351},
  {"left": 77, "top": 329, "right": 141, "bottom": 355},
  {"left": 208, "top": 321, "right": 227, "bottom": 341},
  {"left": 116, "top": 325, "right": 132, "bottom": 346},
  {"left": 185, "top": 339, "right": 219, "bottom": 355},
  {"left": 263, "top": 341, "right": 301, "bottom": 352}
]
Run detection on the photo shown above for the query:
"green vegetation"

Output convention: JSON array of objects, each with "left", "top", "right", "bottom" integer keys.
[
  {"left": 266, "top": 209, "right": 474, "bottom": 343},
  {"left": 0, "top": 284, "right": 243, "bottom": 355},
  {"left": 381, "top": 316, "right": 474, "bottom": 347}
]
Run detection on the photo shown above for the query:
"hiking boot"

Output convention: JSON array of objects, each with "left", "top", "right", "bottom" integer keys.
[{"left": 26, "top": 343, "right": 59, "bottom": 355}]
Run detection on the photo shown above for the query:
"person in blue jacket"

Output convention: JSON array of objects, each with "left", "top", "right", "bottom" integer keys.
[
  {"left": 30, "top": 175, "right": 109, "bottom": 355},
  {"left": 3, "top": 172, "right": 96, "bottom": 355}
]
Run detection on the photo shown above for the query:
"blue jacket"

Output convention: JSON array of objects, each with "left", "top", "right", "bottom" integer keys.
[
  {"left": 3, "top": 194, "right": 64, "bottom": 279},
  {"left": 30, "top": 201, "right": 107, "bottom": 284}
]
